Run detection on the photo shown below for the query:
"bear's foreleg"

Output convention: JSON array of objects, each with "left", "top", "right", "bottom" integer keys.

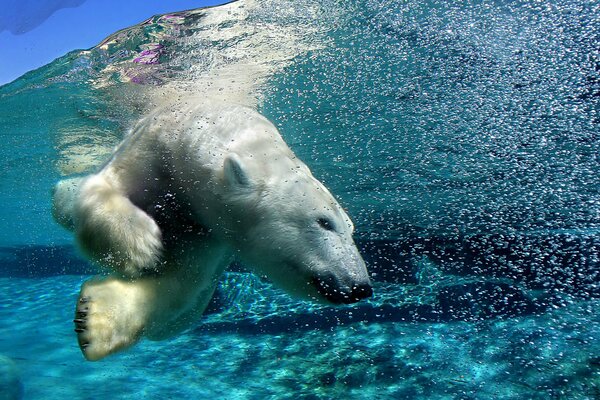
[
  {"left": 75, "top": 174, "right": 163, "bottom": 277},
  {"left": 74, "top": 276, "right": 148, "bottom": 361},
  {"left": 73, "top": 239, "right": 232, "bottom": 361}
]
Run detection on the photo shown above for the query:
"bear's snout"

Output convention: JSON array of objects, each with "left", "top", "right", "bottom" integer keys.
[{"left": 312, "top": 275, "right": 373, "bottom": 305}]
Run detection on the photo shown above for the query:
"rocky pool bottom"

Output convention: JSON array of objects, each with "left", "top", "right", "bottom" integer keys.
[{"left": 0, "top": 270, "right": 598, "bottom": 399}]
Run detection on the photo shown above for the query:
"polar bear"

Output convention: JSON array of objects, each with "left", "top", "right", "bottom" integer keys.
[{"left": 53, "top": 103, "right": 372, "bottom": 361}]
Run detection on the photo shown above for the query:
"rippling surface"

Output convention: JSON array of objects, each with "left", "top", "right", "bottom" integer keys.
[{"left": 0, "top": 0, "right": 598, "bottom": 398}]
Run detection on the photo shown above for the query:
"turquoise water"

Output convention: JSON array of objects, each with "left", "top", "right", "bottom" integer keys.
[{"left": 0, "top": 0, "right": 599, "bottom": 398}]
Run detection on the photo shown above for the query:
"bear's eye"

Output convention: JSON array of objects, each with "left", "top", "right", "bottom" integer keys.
[{"left": 317, "top": 217, "right": 336, "bottom": 232}]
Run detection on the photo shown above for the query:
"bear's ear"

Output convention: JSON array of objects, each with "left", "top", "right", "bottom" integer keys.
[{"left": 224, "top": 153, "right": 251, "bottom": 187}]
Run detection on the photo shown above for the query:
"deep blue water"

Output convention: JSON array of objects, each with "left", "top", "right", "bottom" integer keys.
[{"left": 0, "top": 0, "right": 598, "bottom": 398}]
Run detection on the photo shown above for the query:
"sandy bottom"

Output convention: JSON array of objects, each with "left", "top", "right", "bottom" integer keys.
[{"left": 0, "top": 273, "right": 598, "bottom": 399}]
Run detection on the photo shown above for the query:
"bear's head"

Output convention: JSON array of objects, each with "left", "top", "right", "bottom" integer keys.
[{"left": 219, "top": 151, "right": 373, "bottom": 305}]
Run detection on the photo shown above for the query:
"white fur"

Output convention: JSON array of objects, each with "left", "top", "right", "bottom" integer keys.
[
  {"left": 74, "top": 174, "right": 163, "bottom": 277},
  {"left": 54, "top": 103, "right": 370, "bottom": 360}
]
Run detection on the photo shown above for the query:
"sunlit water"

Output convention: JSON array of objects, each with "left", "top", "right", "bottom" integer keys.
[{"left": 0, "top": 0, "right": 598, "bottom": 398}]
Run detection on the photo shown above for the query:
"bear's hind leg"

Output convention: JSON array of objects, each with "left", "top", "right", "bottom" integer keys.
[{"left": 75, "top": 174, "right": 163, "bottom": 277}]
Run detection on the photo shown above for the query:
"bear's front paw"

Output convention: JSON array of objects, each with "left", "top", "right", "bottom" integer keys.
[
  {"left": 77, "top": 205, "right": 163, "bottom": 278},
  {"left": 74, "top": 279, "right": 146, "bottom": 361},
  {"left": 111, "top": 207, "right": 163, "bottom": 277}
]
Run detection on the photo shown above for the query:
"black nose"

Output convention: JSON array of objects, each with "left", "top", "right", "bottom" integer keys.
[
  {"left": 313, "top": 277, "right": 373, "bottom": 304},
  {"left": 350, "top": 283, "right": 373, "bottom": 302}
]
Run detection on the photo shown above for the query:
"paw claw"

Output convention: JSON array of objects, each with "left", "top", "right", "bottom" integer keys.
[{"left": 74, "top": 279, "right": 146, "bottom": 361}]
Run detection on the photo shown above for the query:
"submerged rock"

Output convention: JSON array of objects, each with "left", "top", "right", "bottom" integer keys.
[{"left": 0, "top": 355, "right": 23, "bottom": 400}]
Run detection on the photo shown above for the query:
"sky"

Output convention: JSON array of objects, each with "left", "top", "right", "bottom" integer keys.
[{"left": 0, "top": 0, "right": 226, "bottom": 85}]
